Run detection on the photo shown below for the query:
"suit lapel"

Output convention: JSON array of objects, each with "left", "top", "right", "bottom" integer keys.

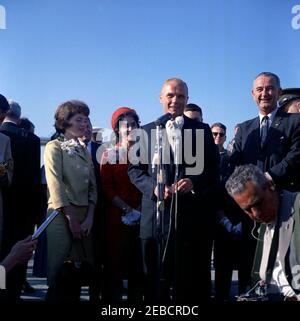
[
  {"left": 75, "top": 144, "right": 89, "bottom": 162},
  {"left": 263, "top": 112, "right": 283, "bottom": 147},
  {"left": 244, "top": 117, "right": 262, "bottom": 163},
  {"left": 278, "top": 216, "right": 294, "bottom": 263}
]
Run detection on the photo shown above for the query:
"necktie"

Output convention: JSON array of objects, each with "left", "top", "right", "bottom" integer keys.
[{"left": 260, "top": 116, "right": 269, "bottom": 148}]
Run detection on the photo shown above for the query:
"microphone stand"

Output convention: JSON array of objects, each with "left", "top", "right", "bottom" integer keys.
[
  {"left": 155, "top": 123, "right": 165, "bottom": 301},
  {"left": 172, "top": 134, "right": 180, "bottom": 301}
]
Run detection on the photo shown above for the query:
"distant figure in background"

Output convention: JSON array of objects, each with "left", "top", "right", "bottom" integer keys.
[
  {"left": 80, "top": 118, "right": 104, "bottom": 302},
  {"left": 0, "top": 94, "right": 13, "bottom": 254},
  {"left": 226, "top": 123, "right": 240, "bottom": 156},
  {"left": 0, "top": 132, "right": 13, "bottom": 253},
  {"left": 18, "top": 116, "right": 40, "bottom": 293},
  {"left": 0, "top": 94, "right": 13, "bottom": 249},
  {"left": 211, "top": 122, "right": 241, "bottom": 301},
  {"left": 92, "top": 127, "right": 103, "bottom": 144},
  {"left": 80, "top": 119, "right": 102, "bottom": 183},
  {"left": 278, "top": 88, "right": 300, "bottom": 113},
  {"left": 0, "top": 94, "right": 10, "bottom": 124},
  {"left": 18, "top": 117, "right": 35, "bottom": 134},
  {"left": 0, "top": 100, "right": 41, "bottom": 300},
  {"left": 184, "top": 103, "right": 203, "bottom": 122},
  {"left": 211, "top": 123, "right": 229, "bottom": 183}
]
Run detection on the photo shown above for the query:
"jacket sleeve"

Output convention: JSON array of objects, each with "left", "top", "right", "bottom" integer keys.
[
  {"left": 128, "top": 163, "right": 155, "bottom": 200},
  {"left": 127, "top": 127, "right": 156, "bottom": 200},
  {"left": 188, "top": 123, "right": 220, "bottom": 194},
  {"left": 268, "top": 115, "right": 300, "bottom": 187}
]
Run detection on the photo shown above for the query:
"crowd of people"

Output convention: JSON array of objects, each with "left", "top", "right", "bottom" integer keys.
[{"left": 0, "top": 72, "right": 299, "bottom": 303}]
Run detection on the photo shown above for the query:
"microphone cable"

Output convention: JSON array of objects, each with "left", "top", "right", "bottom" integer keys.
[{"left": 162, "top": 143, "right": 180, "bottom": 263}]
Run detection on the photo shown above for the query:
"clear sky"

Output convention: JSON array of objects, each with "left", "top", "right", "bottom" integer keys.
[{"left": 0, "top": 0, "right": 299, "bottom": 143}]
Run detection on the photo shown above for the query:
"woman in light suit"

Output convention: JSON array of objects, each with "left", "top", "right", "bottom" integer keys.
[{"left": 44, "top": 100, "right": 97, "bottom": 301}]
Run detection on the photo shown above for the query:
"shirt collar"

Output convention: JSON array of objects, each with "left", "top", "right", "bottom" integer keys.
[{"left": 259, "top": 107, "right": 278, "bottom": 125}]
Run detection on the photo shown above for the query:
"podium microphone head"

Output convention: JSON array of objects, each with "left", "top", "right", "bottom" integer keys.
[{"left": 155, "top": 113, "right": 172, "bottom": 126}]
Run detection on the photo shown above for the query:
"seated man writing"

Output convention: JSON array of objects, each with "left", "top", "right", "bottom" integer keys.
[{"left": 226, "top": 164, "right": 300, "bottom": 301}]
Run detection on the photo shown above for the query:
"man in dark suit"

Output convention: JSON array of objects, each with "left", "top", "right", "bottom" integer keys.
[
  {"left": 230, "top": 72, "right": 300, "bottom": 191},
  {"left": 80, "top": 119, "right": 104, "bottom": 302},
  {"left": 128, "top": 78, "right": 219, "bottom": 302},
  {"left": 0, "top": 100, "right": 41, "bottom": 300},
  {"left": 0, "top": 94, "right": 10, "bottom": 123},
  {"left": 229, "top": 72, "right": 300, "bottom": 293}
]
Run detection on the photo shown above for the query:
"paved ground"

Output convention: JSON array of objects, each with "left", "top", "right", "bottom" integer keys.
[
  {"left": 21, "top": 259, "right": 90, "bottom": 301},
  {"left": 21, "top": 258, "right": 239, "bottom": 301}
]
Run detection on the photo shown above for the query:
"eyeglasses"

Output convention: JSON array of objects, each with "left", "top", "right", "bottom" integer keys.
[{"left": 212, "top": 132, "right": 225, "bottom": 138}]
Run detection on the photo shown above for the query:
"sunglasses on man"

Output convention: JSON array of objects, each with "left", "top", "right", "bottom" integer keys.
[{"left": 212, "top": 132, "right": 225, "bottom": 138}]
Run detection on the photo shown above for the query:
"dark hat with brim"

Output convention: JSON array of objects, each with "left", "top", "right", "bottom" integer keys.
[{"left": 279, "top": 88, "right": 300, "bottom": 107}]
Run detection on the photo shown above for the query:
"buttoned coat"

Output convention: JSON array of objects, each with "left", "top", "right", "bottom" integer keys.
[
  {"left": 44, "top": 139, "right": 97, "bottom": 209},
  {"left": 44, "top": 138, "right": 97, "bottom": 287},
  {"left": 128, "top": 114, "right": 220, "bottom": 301},
  {"left": 230, "top": 108, "right": 300, "bottom": 191}
]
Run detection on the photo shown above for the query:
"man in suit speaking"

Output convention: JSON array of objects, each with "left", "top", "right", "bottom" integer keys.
[{"left": 128, "top": 78, "right": 219, "bottom": 302}]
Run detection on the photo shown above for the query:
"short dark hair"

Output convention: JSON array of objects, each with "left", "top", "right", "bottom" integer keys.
[
  {"left": 113, "top": 111, "right": 140, "bottom": 133},
  {"left": 18, "top": 117, "right": 35, "bottom": 133},
  {"left": 54, "top": 100, "right": 90, "bottom": 134},
  {"left": 0, "top": 94, "right": 10, "bottom": 113},
  {"left": 211, "top": 122, "right": 227, "bottom": 133},
  {"left": 254, "top": 72, "right": 281, "bottom": 88},
  {"left": 185, "top": 103, "right": 202, "bottom": 115}
]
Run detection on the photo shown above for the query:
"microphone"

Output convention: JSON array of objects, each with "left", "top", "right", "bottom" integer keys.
[
  {"left": 155, "top": 113, "right": 172, "bottom": 126},
  {"left": 165, "top": 115, "right": 184, "bottom": 165}
]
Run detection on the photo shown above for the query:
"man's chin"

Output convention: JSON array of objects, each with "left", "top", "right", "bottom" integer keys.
[
  {"left": 259, "top": 104, "right": 275, "bottom": 114},
  {"left": 169, "top": 111, "right": 182, "bottom": 118}
]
